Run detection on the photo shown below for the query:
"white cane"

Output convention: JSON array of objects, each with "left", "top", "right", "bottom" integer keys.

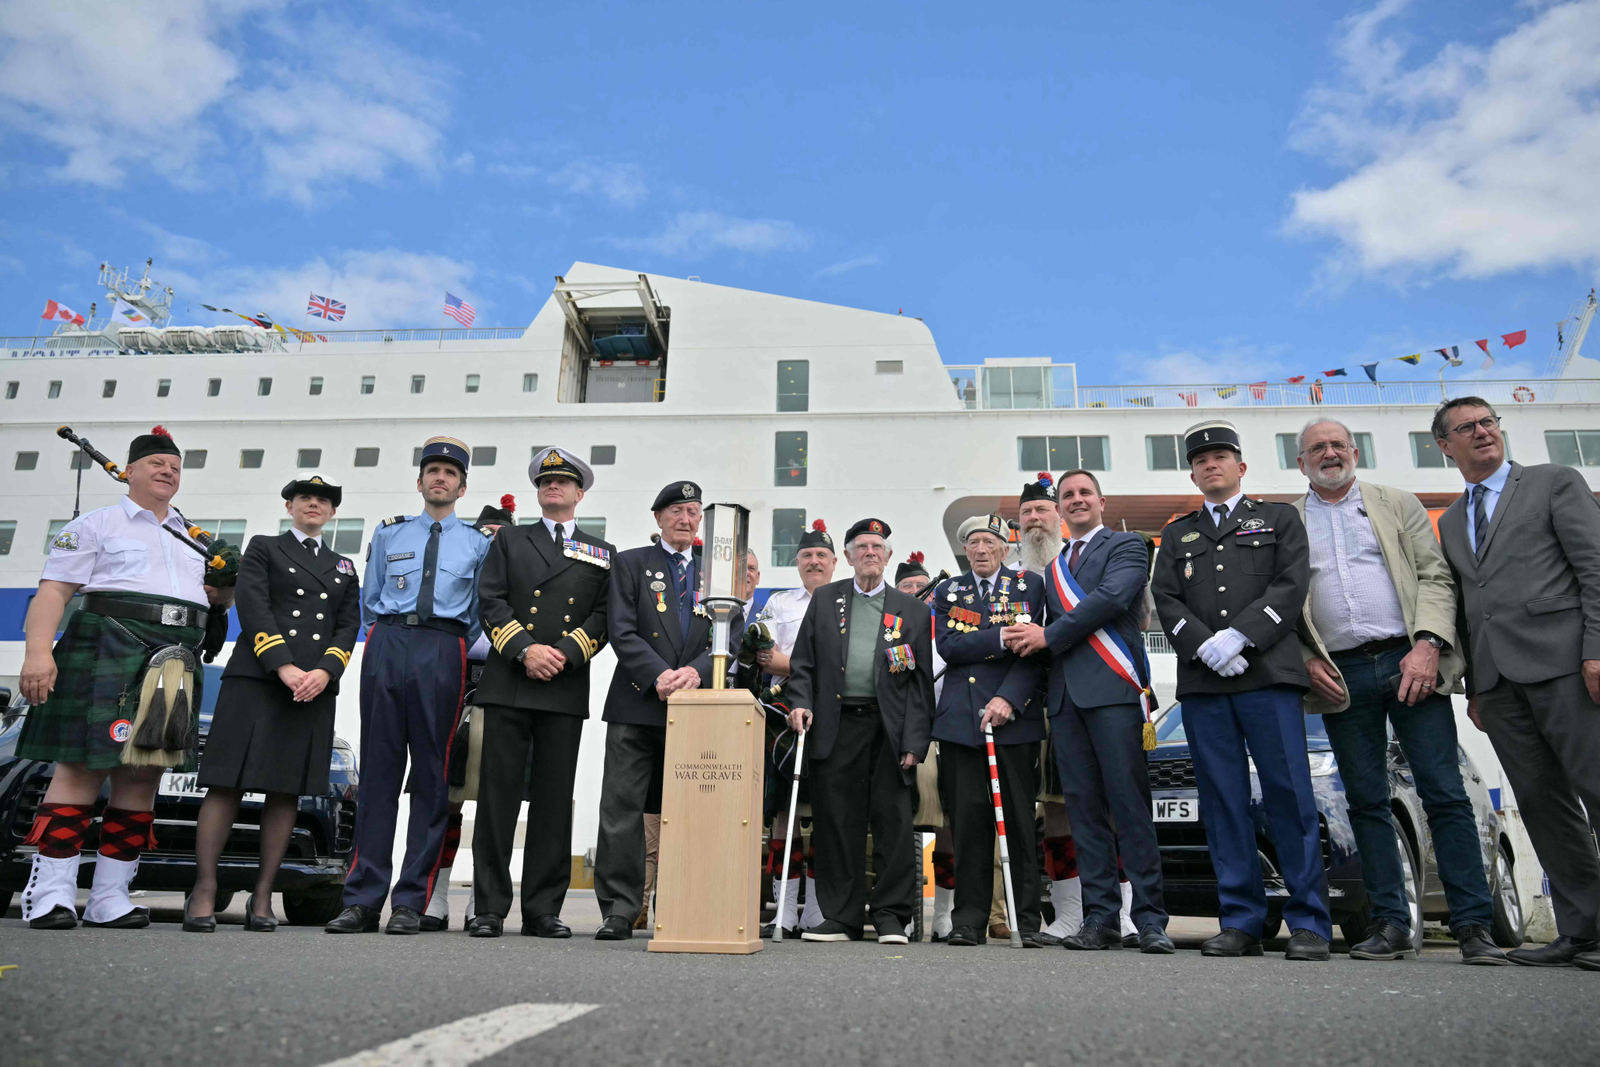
[
  {"left": 772, "top": 729, "right": 807, "bottom": 943},
  {"left": 985, "top": 722, "right": 1024, "bottom": 949}
]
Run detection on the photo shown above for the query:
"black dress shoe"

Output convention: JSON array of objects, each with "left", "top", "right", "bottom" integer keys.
[
  {"left": 1063, "top": 920, "right": 1123, "bottom": 950},
  {"left": 1574, "top": 950, "right": 1600, "bottom": 972},
  {"left": 82, "top": 907, "right": 150, "bottom": 929},
  {"left": 930, "top": 930, "right": 949, "bottom": 943},
  {"left": 1455, "top": 924, "right": 1510, "bottom": 965},
  {"left": 242, "top": 892, "right": 278, "bottom": 933},
  {"left": 1507, "top": 936, "right": 1600, "bottom": 967},
  {"left": 524, "top": 914, "right": 571, "bottom": 938},
  {"left": 595, "top": 915, "right": 634, "bottom": 940},
  {"left": 1033, "top": 930, "right": 1065, "bottom": 947},
  {"left": 385, "top": 906, "right": 421, "bottom": 935},
  {"left": 1285, "top": 929, "right": 1331, "bottom": 961},
  {"left": 419, "top": 915, "right": 449, "bottom": 932},
  {"left": 1201, "top": 927, "right": 1263, "bottom": 957},
  {"left": 946, "top": 926, "right": 986, "bottom": 946},
  {"left": 467, "top": 914, "right": 504, "bottom": 938},
  {"left": 182, "top": 897, "right": 216, "bottom": 934},
  {"left": 1121, "top": 932, "right": 1140, "bottom": 949},
  {"left": 29, "top": 905, "right": 79, "bottom": 930},
  {"left": 1020, "top": 931, "right": 1044, "bottom": 948},
  {"left": 761, "top": 922, "right": 800, "bottom": 940},
  {"left": 326, "top": 904, "right": 380, "bottom": 933},
  {"left": 1139, "top": 925, "right": 1176, "bottom": 954},
  {"left": 1348, "top": 921, "right": 1414, "bottom": 960}
]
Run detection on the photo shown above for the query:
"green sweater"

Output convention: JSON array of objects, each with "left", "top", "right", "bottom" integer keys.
[{"left": 844, "top": 585, "right": 885, "bottom": 700}]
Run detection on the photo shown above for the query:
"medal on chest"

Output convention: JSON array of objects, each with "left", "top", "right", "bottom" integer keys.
[
  {"left": 655, "top": 589, "right": 667, "bottom": 613},
  {"left": 1183, "top": 559, "right": 1193, "bottom": 580},
  {"left": 883, "top": 612, "right": 903, "bottom": 640}
]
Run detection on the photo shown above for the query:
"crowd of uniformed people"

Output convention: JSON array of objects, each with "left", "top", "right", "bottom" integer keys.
[{"left": 12, "top": 403, "right": 1600, "bottom": 970}]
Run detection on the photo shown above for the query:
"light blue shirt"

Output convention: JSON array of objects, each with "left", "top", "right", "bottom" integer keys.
[
  {"left": 361, "top": 512, "right": 492, "bottom": 643},
  {"left": 1463, "top": 461, "right": 1513, "bottom": 553}
]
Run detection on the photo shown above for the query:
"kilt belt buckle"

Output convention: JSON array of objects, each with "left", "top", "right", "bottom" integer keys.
[{"left": 161, "top": 603, "right": 188, "bottom": 627}]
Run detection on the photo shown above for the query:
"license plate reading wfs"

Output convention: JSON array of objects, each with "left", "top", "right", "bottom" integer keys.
[{"left": 1153, "top": 798, "right": 1198, "bottom": 822}]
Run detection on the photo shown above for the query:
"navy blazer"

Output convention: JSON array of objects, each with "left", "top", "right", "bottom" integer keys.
[
  {"left": 931, "top": 565, "right": 1047, "bottom": 747},
  {"left": 1042, "top": 529, "right": 1153, "bottom": 713}
]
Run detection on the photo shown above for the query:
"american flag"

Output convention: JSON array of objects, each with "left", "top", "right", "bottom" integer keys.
[
  {"left": 443, "top": 292, "right": 476, "bottom": 327},
  {"left": 307, "top": 293, "right": 346, "bottom": 321}
]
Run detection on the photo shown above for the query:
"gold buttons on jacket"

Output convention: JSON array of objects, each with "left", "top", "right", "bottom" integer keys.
[
  {"left": 568, "top": 597, "right": 575, "bottom": 604},
  {"left": 292, "top": 610, "right": 301, "bottom": 617},
  {"left": 531, "top": 607, "right": 538, "bottom": 614},
  {"left": 534, "top": 590, "right": 542, "bottom": 597},
  {"left": 968, "top": 676, "right": 976, "bottom": 683},
  {"left": 564, "top": 615, "right": 571, "bottom": 622},
  {"left": 296, "top": 588, "right": 305, "bottom": 596}
]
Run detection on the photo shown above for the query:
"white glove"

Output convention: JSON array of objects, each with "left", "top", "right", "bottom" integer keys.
[
  {"left": 1197, "top": 627, "right": 1249, "bottom": 670},
  {"left": 1217, "top": 654, "right": 1248, "bottom": 678}
]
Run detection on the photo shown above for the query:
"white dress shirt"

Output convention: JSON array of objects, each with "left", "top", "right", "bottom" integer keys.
[
  {"left": 540, "top": 516, "right": 573, "bottom": 542},
  {"left": 42, "top": 495, "right": 208, "bottom": 604},
  {"left": 1206, "top": 492, "right": 1246, "bottom": 526},
  {"left": 1066, "top": 524, "right": 1106, "bottom": 562},
  {"left": 755, "top": 586, "right": 814, "bottom": 657},
  {"left": 1304, "top": 482, "right": 1407, "bottom": 651},
  {"left": 1464, "top": 461, "right": 1513, "bottom": 553}
]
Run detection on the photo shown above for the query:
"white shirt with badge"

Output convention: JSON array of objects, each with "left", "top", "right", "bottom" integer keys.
[
  {"left": 42, "top": 495, "right": 209, "bottom": 605},
  {"left": 756, "top": 587, "right": 814, "bottom": 658}
]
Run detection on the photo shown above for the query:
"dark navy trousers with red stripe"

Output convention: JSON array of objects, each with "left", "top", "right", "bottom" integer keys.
[{"left": 344, "top": 621, "right": 467, "bottom": 913}]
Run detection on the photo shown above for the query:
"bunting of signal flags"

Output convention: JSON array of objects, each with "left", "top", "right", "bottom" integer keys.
[
  {"left": 1284, "top": 328, "right": 1528, "bottom": 386},
  {"left": 200, "top": 304, "right": 327, "bottom": 342}
]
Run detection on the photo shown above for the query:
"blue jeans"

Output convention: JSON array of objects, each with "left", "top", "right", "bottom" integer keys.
[{"left": 1324, "top": 644, "right": 1495, "bottom": 932}]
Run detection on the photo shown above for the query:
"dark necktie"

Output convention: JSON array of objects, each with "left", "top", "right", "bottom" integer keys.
[
  {"left": 302, "top": 537, "right": 318, "bottom": 558},
  {"left": 980, "top": 578, "right": 990, "bottom": 600},
  {"left": 674, "top": 553, "right": 692, "bottom": 633},
  {"left": 550, "top": 521, "right": 564, "bottom": 546},
  {"left": 417, "top": 521, "right": 442, "bottom": 619},
  {"left": 1214, "top": 504, "right": 1228, "bottom": 527},
  {"left": 1068, "top": 540, "right": 1083, "bottom": 574},
  {"left": 1472, "top": 484, "right": 1490, "bottom": 558}
]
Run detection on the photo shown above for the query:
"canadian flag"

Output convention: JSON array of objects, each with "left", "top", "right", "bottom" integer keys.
[{"left": 41, "top": 299, "right": 86, "bottom": 326}]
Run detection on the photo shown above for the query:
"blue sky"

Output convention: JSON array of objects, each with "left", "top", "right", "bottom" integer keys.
[{"left": 1, "top": 0, "right": 1596, "bottom": 386}]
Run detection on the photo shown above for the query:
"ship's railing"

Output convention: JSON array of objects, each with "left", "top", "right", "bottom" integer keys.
[
  {"left": 1143, "top": 631, "right": 1174, "bottom": 656},
  {"left": 0, "top": 325, "right": 526, "bottom": 354}
]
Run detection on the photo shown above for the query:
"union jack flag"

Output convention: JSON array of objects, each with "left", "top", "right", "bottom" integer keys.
[
  {"left": 443, "top": 292, "right": 476, "bottom": 327},
  {"left": 307, "top": 293, "right": 346, "bottom": 321}
]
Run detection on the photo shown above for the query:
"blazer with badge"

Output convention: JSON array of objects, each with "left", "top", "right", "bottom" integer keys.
[
  {"left": 1151, "top": 497, "right": 1310, "bottom": 698},
  {"left": 931, "top": 565, "right": 1046, "bottom": 747},
  {"left": 784, "top": 579, "right": 935, "bottom": 780},
  {"left": 224, "top": 532, "right": 361, "bottom": 690},
  {"left": 1039, "top": 529, "right": 1154, "bottom": 714},
  {"left": 602, "top": 543, "right": 742, "bottom": 728},
  {"left": 477, "top": 522, "right": 614, "bottom": 715}
]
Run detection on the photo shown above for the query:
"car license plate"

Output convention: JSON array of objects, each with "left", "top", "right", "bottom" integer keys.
[
  {"left": 1153, "top": 797, "right": 1198, "bottom": 822},
  {"left": 159, "top": 772, "right": 262, "bottom": 804}
]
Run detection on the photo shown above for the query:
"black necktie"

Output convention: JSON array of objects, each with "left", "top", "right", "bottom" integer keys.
[
  {"left": 302, "top": 537, "right": 318, "bottom": 557},
  {"left": 417, "top": 521, "right": 441, "bottom": 619},
  {"left": 1472, "top": 484, "right": 1490, "bottom": 558},
  {"left": 674, "top": 553, "right": 692, "bottom": 632},
  {"left": 980, "top": 578, "right": 990, "bottom": 600},
  {"left": 550, "top": 521, "right": 564, "bottom": 546},
  {"left": 1214, "top": 504, "right": 1228, "bottom": 526}
]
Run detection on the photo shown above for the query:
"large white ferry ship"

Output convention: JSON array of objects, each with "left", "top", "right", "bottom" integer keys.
[{"left": 2, "top": 260, "right": 1597, "bottom": 857}]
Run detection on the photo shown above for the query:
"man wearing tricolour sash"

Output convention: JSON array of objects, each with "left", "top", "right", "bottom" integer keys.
[{"left": 18, "top": 426, "right": 234, "bottom": 929}]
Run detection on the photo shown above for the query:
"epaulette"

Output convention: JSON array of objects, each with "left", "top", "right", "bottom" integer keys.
[
  {"left": 479, "top": 525, "right": 495, "bottom": 538},
  {"left": 380, "top": 515, "right": 408, "bottom": 528}
]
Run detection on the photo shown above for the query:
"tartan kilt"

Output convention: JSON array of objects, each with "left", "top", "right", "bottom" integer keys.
[{"left": 17, "top": 593, "right": 206, "bottom": 771}]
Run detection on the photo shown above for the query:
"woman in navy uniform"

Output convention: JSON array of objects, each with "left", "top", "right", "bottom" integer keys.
[{"left": 185, "top": 476, "right": 360, "bottom": 931}]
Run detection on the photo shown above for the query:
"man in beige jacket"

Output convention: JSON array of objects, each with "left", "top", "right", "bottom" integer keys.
[{"left": 1294, "top": 418, "right": 1506, "bottom": 965}]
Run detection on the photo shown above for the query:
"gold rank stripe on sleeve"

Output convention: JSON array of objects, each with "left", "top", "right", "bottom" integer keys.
[
  {"left": 490, "top": 620, "right": 526, "bottom": 655},
  {"left": 569, "top": 627, "right": 600, "bottom": 661},
  {"left": 324, "top": 646, "right": 351, "bottom": 667},
  {"left": 253, "top": 632, "right": 286, "bottom": 656}
]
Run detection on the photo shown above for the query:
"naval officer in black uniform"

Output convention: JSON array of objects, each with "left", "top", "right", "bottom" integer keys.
[
  {"left": 1150, "top": 420, "right": 1333, "bottom": 960},
  {"left": 469, "top": 448, "right": 614, "bottom": 938}
]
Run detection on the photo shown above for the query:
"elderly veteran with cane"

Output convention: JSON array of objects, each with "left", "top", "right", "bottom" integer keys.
[{"left": 18, "top": 426, "right": 234, "bottom": 930}]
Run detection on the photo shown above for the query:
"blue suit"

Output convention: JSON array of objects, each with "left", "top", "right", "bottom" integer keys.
[
  {"left": 1041, "top": 529, "right": 1168, "bottom": 931},
  {"left": 344, "top": 511, "right": 493, "bottom": 913}
]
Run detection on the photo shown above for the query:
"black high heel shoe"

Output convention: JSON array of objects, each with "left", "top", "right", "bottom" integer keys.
[
  {"left": 243, "top": 892, "right": 278, "bottom": 932},
  {"left": 183, "top": 894, "right": 217, "bottom": 933}
]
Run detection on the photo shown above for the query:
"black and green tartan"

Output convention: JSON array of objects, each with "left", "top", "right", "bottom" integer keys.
[{"left": 17, "top": 591, "right": 207, "bottom": 771}]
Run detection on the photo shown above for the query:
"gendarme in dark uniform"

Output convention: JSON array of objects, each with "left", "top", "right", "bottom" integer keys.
[
  {"left": 1150, "top": 419, "right": 1332, "bottom": 959},
  {"left": 470, "top": 448, "right": 614, "bottom": 938}
]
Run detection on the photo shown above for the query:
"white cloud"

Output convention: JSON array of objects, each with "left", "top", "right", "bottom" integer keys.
[
  {"left": 546, "top": 161, "right": 649, "bottom": 208},
  {"left": 1114, "top": 343, "right": 1293, "bottom": 385},
  {"left": 1287, "top": 0, "right": 1600, "bottom": 281},
  {"left": 619, "top": 211, "right": 811, "bottom": 258},
  {"left": 813, "top": 254, "right": 880, "bottom": 279},
  {"left": 486, "top": 163, "right": 542, "bottom": 180}
]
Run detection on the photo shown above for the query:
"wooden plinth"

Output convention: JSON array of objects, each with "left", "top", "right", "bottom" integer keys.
[{"left": 647, "top": 688, "right": 765, "bottom": 954}]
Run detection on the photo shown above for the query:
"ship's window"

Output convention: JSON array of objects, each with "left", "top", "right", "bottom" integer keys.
[
  {"left": 412, "top": 447, "right": 424, "bottom": 465},
  {"left": 102, "top": 380, "right": 117, "bottom": 398},
  {"left": 48, "top": 381, "right": 62, "bottom": 399},
  {"left": 411, "top": 375, "right": 425, "bottom": 394},
  {"left": 1146, "top": 435, "right": 1181, "bottom": 471},
  {"left": 240, "top": 449, "right": 264, "bottom": 469},
  {"left": 185, "top": 450, "right": 207, "bottom": 469},
  {"left": 590, "top": 445, "right": 616, "bottom": 466},
  {"left": 465, "top": 374, "right": 480, "bottom": 393},
  {"left": 772, "top": 509, "right": 806, "bottom": 567},
  {"left": 775, "top": 432, "right": 808, "bottom": 486},
  {"left": 69, "top": 450, "right": 92, "bottom": 470},
  {"left": 309, "top": 376, "right": 324, "bottom": 395},
  {"left": 329, "top": 518, "right": 364, "bottom": 555},
  {"left": 875, "top": 360, "right": 903, "bottom": 375},
  {"left": 361, "top": 376, "right": 375, "bottom": 395},
  {"left": 157, "top": 379, "right": 171, "bottom": 397},
  {"left": 778, "top": 360, "right": 809, "bottom": 412},
  {"left": 297, "top": 449, "right": 321, "bottom": 468},
  {"left": 189, "top": 519, "right": 247, "bottom": 542},
  {"left": 5, "top": 381, "right": 17, "bottom": 400},
  {"left": 1544, "top": 430, "right": 1600, "bottom": 467},
  {"left": 529, "top": 446, "right": 549, "bottom": 461},
  {"left": 0, "top": 519, "right": 15, "bottom": 555},
  {"left": 523, "top": 373, "right": 539, "bottom": 393},
  {"left": 576, "top": 517, "right": 607, "bottom": 540},
  {"left": 1409, "top": 432, "right": 1455, "bottom": 469},
  {"left": 471, "top": 446, "right": 497, "bottom": 467},
  {"left": 1017, "top": 436, "right": 1109, "bottom": 472},
  {"left": 15, "top": 451, "right": 38, "bottom": 470},
  {"left": 258, "top": 377, "right": 273, "bottom": 397},
  {"left": 1279, "top": 431, "right": 1375, "bottom": 469},
  {"left": 982, "top": 366, "right": 1049, "bottom": 409},
  {"left": 354, "top": 448, "right": 380, "bottom": 467},
  {"left": 45, "top": 519, "right": 70, "bottom": 554},
  {"left": 207, "top": 378, "right": 221, "bottom": 397}
]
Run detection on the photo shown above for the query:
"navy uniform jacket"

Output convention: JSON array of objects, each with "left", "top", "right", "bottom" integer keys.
[
  {"left": 931, "top": 564, "right": 1047, "bottom": 747},
  {"left": 477, "top": 522, "right": 614, "bottom": 715},
  {"left": 602, "top": 543, "right": 742, "bottom": 727},
  {"left": 361, "top": 512, "right": 493, "bottom": 643},
  {"left": 1151, "top": 497, "right": 1310, "bottom": 698},
  {"left": 1040, "top": 529, "right": 1153, "bottom": 713},
  {"left": 224, "top": 532, "right": 361, "bottom": 691}
]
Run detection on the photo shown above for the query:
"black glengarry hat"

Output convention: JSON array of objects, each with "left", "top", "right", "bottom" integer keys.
[
  {"left": 894, "top": 551, "right": 928, "bottom": 584},
  {"left": 281, "top": 474, "right": 342, "bottom": 508},
  {"left": 128, "top": 425, "right": 181, "bottom": 465},
  {"left": 797, "top": 519, "right": 834, "bottom": 553},
  {"left": 474, "top": 494, "right": 516, "bottom": 528},
  {"left": 1020, "top": 471, "right": 1056, "bottom": 505}
]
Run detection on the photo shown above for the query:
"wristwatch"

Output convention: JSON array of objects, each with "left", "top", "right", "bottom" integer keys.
[
  {"left": 1418, "top": 632, "right": 1446, "bottom": 650},
  {"left": 515, "top": 646, "right": 530, "bottom": 663}
]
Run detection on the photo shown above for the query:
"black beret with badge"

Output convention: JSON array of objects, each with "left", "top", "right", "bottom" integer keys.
[
  {"left": 650, "top": 479, "right": 702, "bottom": 511},
  {"left": 128, "top": 425, "right": 182, "bottom": 464},
  {"left": 529, "top": 446, "right": 595, "bottom": 491},
  {"left": 1019, "top": 471, "right": 1057, "bottom": 505},
  {"left": 1184, "top": 419, "right": 1243, "bottom": 463},
  {"left": 280, "top": 474, "right": 342, "bottom": 508},
  {"left": 844, "top": 517, "right": 891, "bottom": 543}
]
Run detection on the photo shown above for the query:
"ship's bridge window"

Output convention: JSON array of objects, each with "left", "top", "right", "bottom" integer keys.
[
  {"left": 465, "top": 374, "right": 480, "bottom": 393},
  {"left": 240, "top": 449, "right": 264, "bottom": 469},
  {"left": 48, "top": 381, "right": 62, "bottom": 399},
  {"left": 577, "top": 517, "right": 607, "bottom": 540},
  {"left": 102, "top": 380, "right": 117, "bottom": 398},
  {"left": 1018, "top": 435, "right": 1108, "bottom": 472},
  {"left": 472, "top": 446, "right": 496, "bottom": 467},
  {"left": 772, "top": 509, "right": 805, "bottom": 567},
  {"left": 554, "top": 274, "right": 669, "bottom": 405},
  {"left": 0, "top": 519, "right": 15, "bottom": 555},
  {"left": 69, "top": 450, "right": 92, "bottom": 471},
  {"left": 523, "top": 373, "right": 539, "bottom": 393},
  {"left": 309, "top": 376, "right": 324, "bottom": 395},
  {"left": 185, "top": 450, "right": 208, "bottom": 469},
  {"left": 361, "top": 376, "right": 375, "bottom": 394},
  {"left": 590, "top": 446, "right": 616, "bottom": 466},
  {"left": 778, "top": 361, "right": 809, "bottom": 412},
  {"left": 297, "top": 449, "right": 321, "bottom": 468},
  {"left": 207, "top": 378, "right": 221, "bottom": 397},
  {"left": 1409, "top": 432, "right": 1455, "bottom": 469},
  {"left": 1146, "top": 435, "right": 1181, "bottom": 471},
  {"left": 258, "top": 378, "right": 273, "bottom": 397},
  {"left": 1277, "top": 431, "right": 1375, "bottom": 470},
  {"left": 411, "top": 375, "right": 426, "bottom": 394},
  {"left": 157, "top": 379, "right": 171, "bottom": 397},
  {"left": 354, "top": 448, "right": 380, "bottom": 467},
  {"left": 15, "top": 452, "right": 38, "bottom": 471},
  {"left": 775, "top": 432, "right": 808, "bottom": 486},
  {"left": 1544, "top": 430, "right": 1600, "bottom": 467},
  {"left": 5, "top": 381, "right": 17, "bottom": 400}
]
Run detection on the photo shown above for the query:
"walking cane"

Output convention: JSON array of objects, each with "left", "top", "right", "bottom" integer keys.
[
  {"left": 985, "top": 722, "right": 1024, "bottom": 949},
  {"left": 772, "top": 728, "right": 807, "bottom": 944}
]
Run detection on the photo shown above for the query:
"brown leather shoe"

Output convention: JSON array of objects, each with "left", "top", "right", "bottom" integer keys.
[
  {"left": 633, "top": 907, "right": 649, "bottom": 930},
  {"left": 989, "top": 922, "right": 1011, "bottom": 940}
]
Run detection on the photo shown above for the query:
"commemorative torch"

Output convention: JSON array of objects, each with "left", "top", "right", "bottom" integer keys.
[{"left": 697, "top": 503, "right": 751, "bottom": 691}]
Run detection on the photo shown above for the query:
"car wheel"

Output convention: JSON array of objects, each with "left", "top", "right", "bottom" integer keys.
[
  {"left": 283, "top": 889, "right": 345, "bottom": 926},
  {"left": 1395, "top": 827, "right": 1425, "bottom": 956},
  {"left": 1489, "top": 842, "right": 1526, "bottom": 949},
  {"left": 0, "top": 891, "right": 12, "bottom": 918}
]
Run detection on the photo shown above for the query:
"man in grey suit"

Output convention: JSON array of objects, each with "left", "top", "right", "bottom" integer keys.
[{"left": 1434, "top": 396, "right": 1600, "bottom": 970}]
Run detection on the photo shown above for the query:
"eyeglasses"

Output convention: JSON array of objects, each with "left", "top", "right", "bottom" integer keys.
[
  {"left": 1447, "top": 415, "right": 1501, "bottom": 438},
  {"left": 1300, "top": 441, "right": 1352, "bottom": 456}
]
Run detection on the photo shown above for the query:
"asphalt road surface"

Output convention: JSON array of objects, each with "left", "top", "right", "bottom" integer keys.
[{"left": 1, "top": 890, "right": 1594, "bottom": 1067}]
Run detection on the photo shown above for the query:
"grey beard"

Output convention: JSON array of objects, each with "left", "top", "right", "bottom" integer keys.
[
  {"left": 1019, "top": 528, "right": 1063, "bottom": 572},
  {"left": 1308, "top": 463, "right": 1356, "bottom": 491}
]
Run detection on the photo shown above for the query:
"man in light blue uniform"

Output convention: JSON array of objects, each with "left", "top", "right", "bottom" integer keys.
[{"left": 327, "top": 436, "right": 494, "bottom": 935}]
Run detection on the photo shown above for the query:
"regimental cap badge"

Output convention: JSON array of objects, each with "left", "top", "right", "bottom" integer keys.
[
  {"left": 542, "top": 451, "right": 563, "bottom": 468},
  {"left": 870, "top": 520, "right": 883, "bottom": 535},
  {"left": 683, "top": 482, "right": 696, "bottom": 498}
]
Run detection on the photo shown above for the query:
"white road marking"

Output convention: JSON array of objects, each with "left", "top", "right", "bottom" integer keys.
[{"left": 318, "top": 1002, "right": 598, "bottom": 1067}]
